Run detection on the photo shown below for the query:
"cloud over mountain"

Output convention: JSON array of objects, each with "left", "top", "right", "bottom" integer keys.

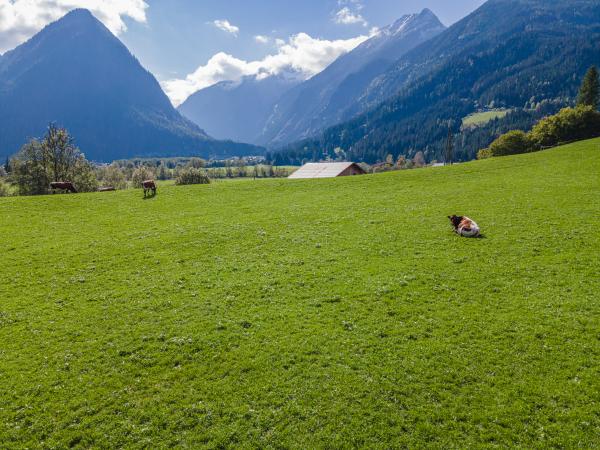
[
  {"left": 163, "top": 32, "right": 370, "bottom": 106},
  {"left": 0, "top": 0, "right": 148, "bottom": 53}
]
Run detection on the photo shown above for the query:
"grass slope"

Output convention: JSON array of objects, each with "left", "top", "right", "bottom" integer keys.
[
  {"left": 462, "top": 109, "right": 511, "bottom": 128},
  {"left": 1, "top": 139, "right": 599, "bottom": 448}
]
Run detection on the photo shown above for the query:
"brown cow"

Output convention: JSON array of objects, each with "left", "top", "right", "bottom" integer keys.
[
  {"left": 50, "top": 182, "right": 77, "bottom": 193},
  {"left": 142, "top": 180, "right": 157, "bottom": 197}
]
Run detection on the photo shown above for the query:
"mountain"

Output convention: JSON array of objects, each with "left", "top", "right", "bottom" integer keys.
[
  {"left": 273, "top": 0, "right": 600, "bottom": 164},
  {"left": 258, "top": 9, "right": 446, "bottom": 146},
  {"left": 0, "top": 9, "right": 262, "bottom": 162},
  {"left": 178, "top": 73, "right": 301, "bottom": 144}
]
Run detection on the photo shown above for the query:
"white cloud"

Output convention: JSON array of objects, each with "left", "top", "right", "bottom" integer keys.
[
  {"left": 254, "top": 34, "right": 269, "bottom": 44},
  {"left": 0, "top": 0, "right": 148, "bottom": 53},
  {"left": 164, "top": 32, "right": 370, "bottom": 107},
  {"left": 334, "top": 0, "right": 368, "bottom": 27},
  {"left": 334, "top": 7, "right": 368, "bottom": 27},
  {"left": 212, "top": 19, "right": 239, "bottom": 36}
]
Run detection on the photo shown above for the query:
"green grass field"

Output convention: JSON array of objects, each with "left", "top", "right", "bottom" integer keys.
[
  {"left": 1, "top": 139, "right": 599, "bottom": 448},
  {"left": 462, "top": 109, "right": 511, "bottom": 128}
]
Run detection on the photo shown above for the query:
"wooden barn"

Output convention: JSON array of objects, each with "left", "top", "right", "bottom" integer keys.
[{"left": 288, "top": 162, "right": 366, "bottom": 179}]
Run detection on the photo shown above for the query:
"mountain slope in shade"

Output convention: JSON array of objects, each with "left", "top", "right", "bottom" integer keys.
[
  {"left": 0, "top": 9, "right": 262, "bottom": 162},
  {"left": 274, "top": 0, "right": 600, "bottom": 164},
  {"left": 259, "top": 9, "right": 446, "bottom": 146},
  {"left": 178, "top": 74, "right": 301, "bottom": 144}
]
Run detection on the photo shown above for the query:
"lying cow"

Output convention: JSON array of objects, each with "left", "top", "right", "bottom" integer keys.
[
  {"left": 142, "top": 180, "right": 157, "bottom": 197},
  {"left": 50, "top": 182, "right": 77, "bottom": 193},
  {"left": 449, "top": 215, "right": 481, "bottom": 238}
]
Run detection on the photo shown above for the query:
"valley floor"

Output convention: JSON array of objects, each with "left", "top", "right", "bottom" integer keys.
[{"left": 1, "top": 139, "right": 599, "bottom": 448}]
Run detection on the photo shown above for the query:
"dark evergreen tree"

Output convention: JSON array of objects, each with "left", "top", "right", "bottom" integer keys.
[
  {"left": 4, "top": 157, "right": 9, "bottom": 173},
  {"left": 444, "top": 124, "right": 454, "bottom": 165},
  {"left": 577, "top": 66, "right": 600, "bottom": 110}
]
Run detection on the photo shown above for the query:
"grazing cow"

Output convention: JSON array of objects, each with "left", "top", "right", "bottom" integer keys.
[
  {"left": 449, "top": 215, "right": 481, "bottom": 238},
  {"left": 50, "top": 182, "right": 77, "bottom": 193},
  {"left": 142, "top": 180, "right": 157, "bottom": 197}
]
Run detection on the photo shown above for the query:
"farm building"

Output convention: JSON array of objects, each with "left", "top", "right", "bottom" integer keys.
[{"left": 288, "top": 162, "right": 366, "bottom": 179}]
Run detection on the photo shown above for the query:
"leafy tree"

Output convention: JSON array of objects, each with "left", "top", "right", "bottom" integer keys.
[
  {"left": 98, "top": 164, "right": 127, "bottom": 190},
  {"left": 175, "top": 168, "right": 210, "bottom": 185},
  {"left": 157, "top": 164, "right": 169, "bottom": 181},
  {"left": 0, "top": 180, "right": 11, "bottom": 197},
  {"left": 43, "top": 124, "right": 80, "bottom": 182},
  {"left": 488, "top": 130, "right": 533, "bottom": 157},
  {"left": 477, "top": 148, "right": 493, "bottom": 160},
  {"left": 577, "top": 66, "right": 599, "bottom": 110},
  {"left": 72, "top": 158, "right": 99, "bottom": 192},
  {"left": 529, "top": 106, "right": 600, "bottom": 148},
  {"left": 12, "top": 140, "right": 48, "bottom": 195},
  {"left": 131, "top": 166, "right": 155, "bottom": 188},
  {"left": 11, "top": 125, "right": 97, "bottom": 195},
  {"left": 187, "top": 158, "right": 206, "bottom": 169},
  {"left": 396, "top": 155, "right": 408, "bottom": 169}
]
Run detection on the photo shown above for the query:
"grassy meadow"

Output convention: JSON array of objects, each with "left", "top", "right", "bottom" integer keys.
[
  {"left": 462, "top": 109, "right": 511, "bottom": 128},
  {"left": 1, "top": 139, "right": 599, "bottom": 448}
]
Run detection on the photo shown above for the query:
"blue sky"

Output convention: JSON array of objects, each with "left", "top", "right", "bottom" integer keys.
[
  {"left": 0, "top": 0, "right": 485, "bottom": 104},
  {"left": 121, "top": 0, "right": 485, "bottom": 80}
]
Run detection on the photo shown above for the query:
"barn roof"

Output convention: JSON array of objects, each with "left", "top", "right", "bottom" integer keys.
[{"left": 288, "top": 162, "right": 363, "bottom": 179}]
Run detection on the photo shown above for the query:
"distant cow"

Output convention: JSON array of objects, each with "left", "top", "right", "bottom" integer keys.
[
  {"left": 142, "top": 180, "right": 157, "bottom": 197},
  {"left": 449, "top": 215, "right": 481, "bottom": 238},
  {"left": 50, "top": 182, "right": 77, "bottom": 193},
  {"left": 98, "top": 187, "right": 116, "bottom": 192}
]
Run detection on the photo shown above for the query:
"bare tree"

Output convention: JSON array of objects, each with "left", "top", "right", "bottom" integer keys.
[{"left": 413, "top": 151, "right": 426, "bottom": 168}]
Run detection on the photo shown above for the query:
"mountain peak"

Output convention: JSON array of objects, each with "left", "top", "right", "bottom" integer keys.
[
  {"left": 0, "top": 7, "right": 264, "bottom": 161},
  {"left": 64, "top": 8, "right": 94, "bottom": 19},
  {"left": 384, "top": 8, "right": 444, "bottom": 38},
  {"left": 417, "top": 8, "right": 444, "bottom": 26},
  {"left": 57, "top": 8, "right": 102, "bottom": 27}
]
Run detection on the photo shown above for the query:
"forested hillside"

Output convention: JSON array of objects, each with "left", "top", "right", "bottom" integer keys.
[
  {"left": 259, "top": 9, "right": 446, "bottom": 146},
  {"left": 272, "top": 0, "right": 600, "bottom": 164}
]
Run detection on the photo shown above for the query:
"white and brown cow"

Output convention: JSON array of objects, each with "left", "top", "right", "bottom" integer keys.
[{"left": 448, "top": 215, "right": 481, "bottom": 238}]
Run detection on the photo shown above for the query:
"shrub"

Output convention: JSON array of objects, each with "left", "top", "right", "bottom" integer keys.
[
  {"left": 176, "top": 168, "right": 211, "bottom": 186},
  {"left": 529, "top": 106, "right": 600, "bottom": 148},
  {"left": 488, "top": 130, "right": 533, "bottom": 157},
  {"left": 477, "top": 148, "right": 493, "bottom": 160},
  {"left": 0, "top": 180, "right": 11, "bottom": 197},
  {"left": 131, "top": 166, "right": 155, "bottom": 188},
  {"left": 98, "top": 164, "right": 127, "bottom": 190},
  {"left": 72, "top": 158, "right": 99, "bottom": 192}
]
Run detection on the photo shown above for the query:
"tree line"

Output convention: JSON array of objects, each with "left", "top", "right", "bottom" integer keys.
[
  {"left": 269, "top": 23, "right": 600, "bottom": 166},
  {"left": 0, "top": 129, "right": 294, "bottom": 197},
  {"left": 479, "top": 66, "right": 600, "bottom": 158}
]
